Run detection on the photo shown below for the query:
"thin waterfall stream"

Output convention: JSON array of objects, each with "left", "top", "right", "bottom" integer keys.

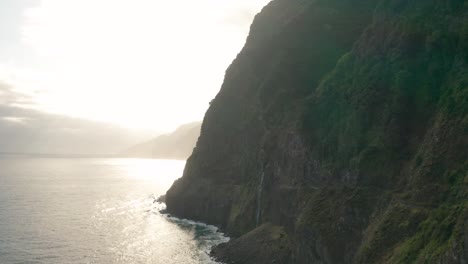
[{"left": 255, "top": 164, "right": 265, "bottom": 227}]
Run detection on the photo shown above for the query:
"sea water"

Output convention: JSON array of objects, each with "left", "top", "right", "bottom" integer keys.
[{"left": 0, "top": 157, "right": 228, "bottom": 264}]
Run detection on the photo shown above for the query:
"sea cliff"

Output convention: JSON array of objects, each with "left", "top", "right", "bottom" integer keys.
[{"left": 166, "top": 0, "right": 468, "bottom": 263}]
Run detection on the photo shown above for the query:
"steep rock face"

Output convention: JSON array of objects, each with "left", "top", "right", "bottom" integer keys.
[{"left": 166, "top": 0, "right": 468, "bottom": 263}]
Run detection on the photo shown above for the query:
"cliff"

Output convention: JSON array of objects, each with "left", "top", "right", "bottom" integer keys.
[
  {"left": 166, "top": 0, "right": 468, "bottom": 263},
  {"left": 121, "top": 122, "right": 201, "bottom": 160}
]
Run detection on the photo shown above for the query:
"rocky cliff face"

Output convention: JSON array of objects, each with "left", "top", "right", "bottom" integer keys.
[{"left": 166, "top": 0, "right": 468, "bottom": 263}]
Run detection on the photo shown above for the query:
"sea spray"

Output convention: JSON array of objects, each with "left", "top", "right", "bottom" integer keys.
[{"left": 157, "top": 202, "right": 230, "bottom": 263}]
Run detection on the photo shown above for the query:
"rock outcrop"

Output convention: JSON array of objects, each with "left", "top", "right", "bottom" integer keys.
[{"left": 166, "top": 0, "right": 468, "bottom": 263}]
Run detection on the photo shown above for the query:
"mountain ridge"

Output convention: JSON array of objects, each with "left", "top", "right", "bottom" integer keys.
[{"left": 121, "top": 121, "right": 201, "bottom": 160}]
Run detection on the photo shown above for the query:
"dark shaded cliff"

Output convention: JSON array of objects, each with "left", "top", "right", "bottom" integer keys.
[
  {"left": 166, "top": 0, "right": 468, "bottom": 263},
  {"left": 121, "top": 122, "right": 201, "bottom": 160}
]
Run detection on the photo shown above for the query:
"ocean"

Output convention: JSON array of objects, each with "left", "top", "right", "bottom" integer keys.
[{"left": 0, "top": 157, "right": 228, "bottom": 264}]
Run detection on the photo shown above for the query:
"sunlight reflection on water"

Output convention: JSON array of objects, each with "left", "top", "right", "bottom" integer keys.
[{"left": 0, "top": 158, "right": 228, "bottom": 264}]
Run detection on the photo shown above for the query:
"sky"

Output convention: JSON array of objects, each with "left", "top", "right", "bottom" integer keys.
[
  {"left": 0, "top": 0, "right": 271, "bottom": 133},
  {"left": 0, "top": 80, "right": 156, "bottom": 154}
]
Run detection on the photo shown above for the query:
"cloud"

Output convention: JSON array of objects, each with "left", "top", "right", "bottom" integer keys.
[
  {"left": 0, "top": 81, "right": 33, "bottom": 106},
  {"left": 0, "top": 82, "right": 156, "bottom": 155},
  {"left": 2, "top": 116, "right": 30, "bottom": 125}
]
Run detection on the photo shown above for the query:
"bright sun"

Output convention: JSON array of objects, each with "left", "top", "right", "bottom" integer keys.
[{"left": 8, "top": 0, "right": 271, "bottom": 131}]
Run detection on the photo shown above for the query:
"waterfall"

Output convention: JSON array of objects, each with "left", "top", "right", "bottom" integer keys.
[{"left": 255, "top": 165, "right": 265, "bottom": 227}]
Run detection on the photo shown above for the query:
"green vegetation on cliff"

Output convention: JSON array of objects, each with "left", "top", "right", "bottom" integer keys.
[{"left": 166, "top": 0, "right": 467, "bottom": 263}]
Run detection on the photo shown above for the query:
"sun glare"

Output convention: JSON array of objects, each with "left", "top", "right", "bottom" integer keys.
[
  {"left": 13, "top": 0, "right": 271, "bottom": 131},
  {"left": 102, "top": 158, "right": 186, "bottom": 191}
]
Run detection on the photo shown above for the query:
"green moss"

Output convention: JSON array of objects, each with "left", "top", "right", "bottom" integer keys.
[
  {"left": 357, "top": 204, "right": 428, "bottom": 263},
  {"left": 391, "top": 204, "right": 465, "bottom": 263},
  {"left": 361, "top": 164, "right": 468, "bottom": 263}
]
